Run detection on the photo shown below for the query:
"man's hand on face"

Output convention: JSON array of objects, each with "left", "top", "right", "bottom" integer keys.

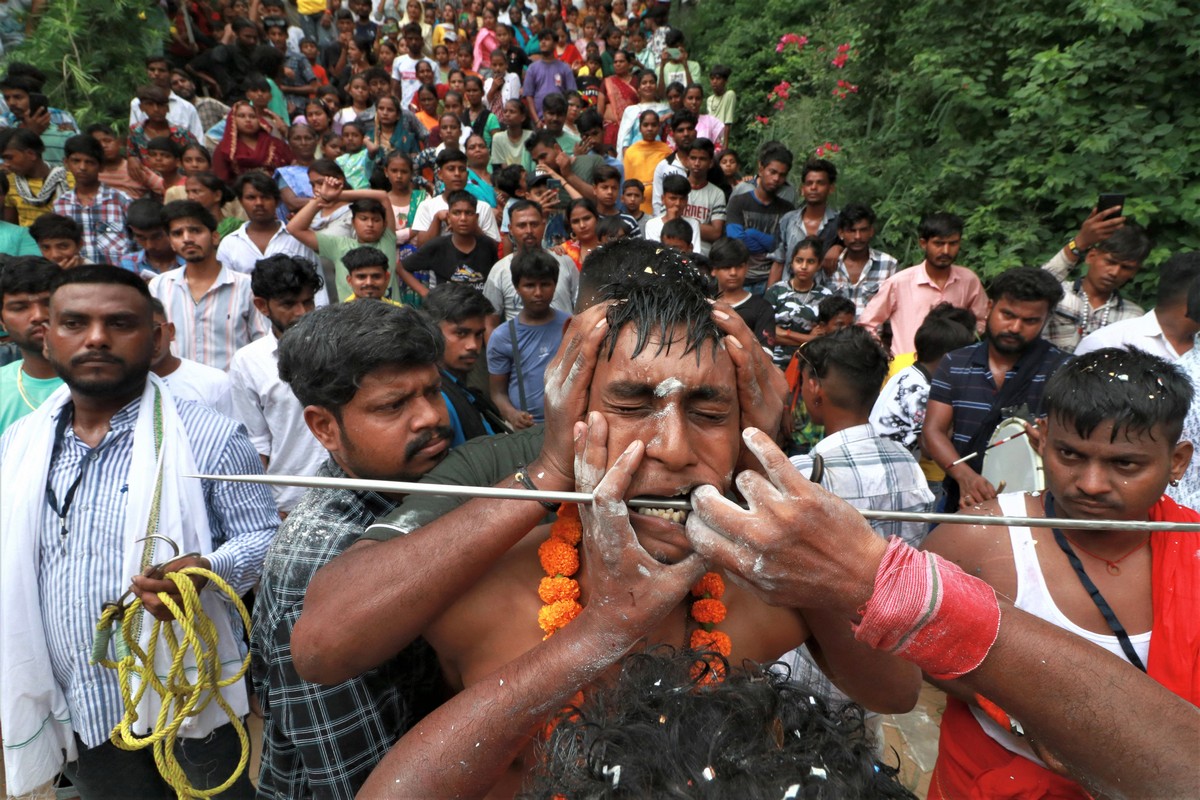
[
  {"left": 709, "top": 301, "right": 787, "bottom": 448},
  {"left": 686, "top": 427, "right": 885, "bottom": 614},
  {"left": 576, "top": 411, "right": 704, "bottom": 641},
  {"left": 536, "top": 303, "right": 610, "bottom": 490}
]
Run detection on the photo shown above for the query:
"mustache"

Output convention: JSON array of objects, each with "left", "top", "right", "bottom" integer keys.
[
  {"left": 71, "top": 353, "right": 124, "bottom": 367},
  {"left": 403, "top": 426, "right": 453, "bottom": 460}
]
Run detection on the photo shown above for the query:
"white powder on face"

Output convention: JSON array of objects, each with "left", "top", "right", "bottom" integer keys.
[{"left": 653, "top": 377, "right": 685, "bottom": 397}]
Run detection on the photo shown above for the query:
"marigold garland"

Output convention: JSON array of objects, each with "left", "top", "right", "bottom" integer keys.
[{"left": 537, "top": 504, "right": 730, "bottom": 681}]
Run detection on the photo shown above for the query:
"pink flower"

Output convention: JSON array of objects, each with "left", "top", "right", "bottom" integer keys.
[
  {"left": 755, "top": 115, "right": 770, "bottom": 125},
  {"left": 776, "top": 42, "right": 785, "bottom": 53},
  {"left": 837, "top": 42, "right": 851, "bottom": 53},
  {"left": 831, "top": 54, "right": 848, "bottom": 69},
  {"left": 830, "top": 143, "right": 841, "bottom": 152},
  {"left": 849, "top": 85, "right": 859, "bottom": 93},
  {"left": 773, "top": 100, "right": 785, "bottom": 110},
  {"left": 815, "top": 147, "right": 826, "bottom": 157}
]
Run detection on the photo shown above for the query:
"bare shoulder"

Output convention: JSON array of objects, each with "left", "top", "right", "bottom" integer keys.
[{"left": 921, "top": 497, "right": 1018, "bottom": 586}]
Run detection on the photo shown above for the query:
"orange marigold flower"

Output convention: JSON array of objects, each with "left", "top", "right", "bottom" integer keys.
[
  {"left": 538, "top": 599, "right": 583, "bottom": 636},
  {"left": 690, "top": 628, "right": 733, "bottom": 656},
  {"left": 691, "top": 598, "right": 727, "bottom": 625},
  {"left": 539, "top": 538, "right": 580, "bottom": 576},
  {"left": 550, "top": 517, "right": 582, "bottom": 546},
  {"left": 557, "top": 502, "right": 580, "bottom": 520},
  {"left": 690, "top": 572, "right": 725, "bottom": 599},
  {"left": 538, "top": 575, "right": 581, "bottom": 604}
]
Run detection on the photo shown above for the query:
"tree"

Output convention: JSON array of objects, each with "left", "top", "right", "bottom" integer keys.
[{"left": 680, "top": 0, "right": 1199, "bottom": 301}]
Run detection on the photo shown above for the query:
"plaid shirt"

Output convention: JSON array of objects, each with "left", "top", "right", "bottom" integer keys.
[
  {"left": 52, "top": 185, "right": 131, "bottom": 265},
  {"left": 1042, "top": 250, "right": 1143, "bottom": 352},
  {"left": 822, "top": 248, "right": 899, "bottom": 318},
  {"left": 251, "top": 459, "right": 441, "bottom": 799}
]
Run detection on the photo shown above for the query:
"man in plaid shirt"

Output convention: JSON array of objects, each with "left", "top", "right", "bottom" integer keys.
[
  {"left": 822, "top": 203, "right": 898, "bottom": 318},
  {"left": 1041, "top": 207, "right": 1150, "bottom": 353},
  {"left": 52, "top": 135, "right": 131, "bottom": 266},
  {"left": 251, "top": 300, "right": 452, "bottom": 799}
]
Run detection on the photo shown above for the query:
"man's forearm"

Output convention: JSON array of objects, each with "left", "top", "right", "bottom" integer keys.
[
  {"left": 357, "top": 611, "right": 632, "bottom": 799},
  {"left": 291, "top": 472, "right": 553, "bottom": 684}
]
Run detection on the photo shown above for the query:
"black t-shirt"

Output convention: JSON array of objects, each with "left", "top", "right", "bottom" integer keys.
[
  {"left": 505, "top": 44, "right": 531, "bottom": 77},
  {"left": 403, "top": 234, "right": 499, "bottom": 290},
  {"left": 731, "top": 293, "right": 776, "bottom": 347}
]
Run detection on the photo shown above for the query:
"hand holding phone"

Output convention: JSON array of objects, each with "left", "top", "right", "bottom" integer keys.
[{"left": 1096, "top": 193, "right": 1125, "bottom": 214}]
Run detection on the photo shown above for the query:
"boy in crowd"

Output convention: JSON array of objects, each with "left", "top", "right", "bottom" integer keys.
[
  {"left": 3, "top": 129, "right": 72, "bottom": 226},
  {"left": 30, "top": 214, "right": 89, "bottom": 268},
  {"left": 423, "top": 283, "right": 506, "bottom": 447},
  {"left": 120, "top": 198, "right": 186, "bottom": 278},
  {"left": 870, "top": 308, "right": 977, "bottom": 505},
  {"left": 149, "top": 299, "right": 234, "bottom": 417},
  {"left": 645, "top": 174, "right": 701, "bottom": 251},
  {"left": 659, "top": 218, "right": 696, "bottom": 253},
  {"left": 0, "top": 257, "right": 63, "bottom": 435},
  {"left": 344, "top": 247, "right": 404, "bottom": 306},
  {"left": 52, "top": 135, "right": 131, "bottom": 266},
  {"left": 403, "top": 189, "right": 499, "bottom": 294},
  {"left": 591, "top": 164, "right": 641, "bottom": 238},
  {"left": 825, "top": 202, "right": 897, "bottom": 317},
  {"left": 487, "top": 248, "right": 568, "bottom": 429},
  {"left": 621, "top": 178, "right": 648, "bottom": 235},
  {"left": 287, "top": 176, "right": 400, "bottom": 301},
  {"left": 684, "top": 137, "right": 726, "bottom": 255},
  {"left": 707, "top": 65, "right": 736, "bottom": 137},
  {"left": 783, "top": 294, "right": 856, "bottom": 456},
  {"left": 708, "top": 237, "right": 773, "bottom": 347},
  {"left": 411, "top": 149, "right": 502, "bottom": 245}
]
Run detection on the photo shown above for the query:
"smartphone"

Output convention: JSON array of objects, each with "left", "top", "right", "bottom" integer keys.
[
  {"left": 547, "top": 178, "right": 563, "bottom": 190},
  {"left": 28, "top": 92, "right": 49, "bottom": 116},
  {"left": 664, "top": 47, "right": 682, "bottom": 61},
  {"left": 1097, "top": 193, "right": 1125, "bottom": 214}
]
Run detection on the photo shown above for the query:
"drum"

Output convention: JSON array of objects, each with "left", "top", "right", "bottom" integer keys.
[{"left": 981, "top": 417, "right": 1044, "bottom": 494}]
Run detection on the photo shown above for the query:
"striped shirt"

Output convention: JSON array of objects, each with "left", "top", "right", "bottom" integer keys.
[
  {"left": 1041, "top": 251, "right": 1143, "bottom": 353},
  {"left": 928, "top": 340, "right": 1072, "bottom": 453},
  {"left": 251, "top": 460, "right": 439, "bottom": 799},
  {"left": 821, "top": 248, "right": 899, "bottom": 318},
  {"left": 52, "top": 185, "right": 132, "bottom": 266},
  {"left": 149, "top": 263, "right": 270, "bottom": 371},
  {"left": 0, "top": 394, "right": 279, "bottom": 747}
]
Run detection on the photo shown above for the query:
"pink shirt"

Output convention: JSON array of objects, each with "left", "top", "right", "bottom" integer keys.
[{"left": 859, "top": 261, "right": 988, "bottom": 354}]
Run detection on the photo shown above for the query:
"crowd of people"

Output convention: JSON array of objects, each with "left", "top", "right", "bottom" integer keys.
[{"left": 1, "top": 0, "right": 1198, "bottom": 798}]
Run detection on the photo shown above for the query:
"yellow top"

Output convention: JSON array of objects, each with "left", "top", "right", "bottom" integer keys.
[{"left": 346, "top": 294, "right": 404, "bottom": 306}]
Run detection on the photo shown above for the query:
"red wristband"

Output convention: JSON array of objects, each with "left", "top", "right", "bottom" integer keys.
[{"left": 852, "top": 537, "right": 1001, "bottom": 679}]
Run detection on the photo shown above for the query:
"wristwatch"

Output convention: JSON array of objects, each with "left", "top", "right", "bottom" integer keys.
[{"left": 1066, "top": 238, "right": 1083, "bottom": 259}]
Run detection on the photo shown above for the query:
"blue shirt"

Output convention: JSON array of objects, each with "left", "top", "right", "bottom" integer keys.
[
  {"left": 522, "top": 60, "right": 576, "bottom": 115},
  {"left": 928, "top": 340, "right": 1072, "bottom": 453},
  {"left": 486, "top": 310, "right": 569, "bottom": 424},
  {"left": 440, "top": 370, "right": 496, "bottom": 448},
  {"left": 0, "top": 394, "right": 279, "bottom": 747}
]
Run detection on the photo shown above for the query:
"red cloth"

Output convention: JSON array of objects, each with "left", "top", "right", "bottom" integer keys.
[
  {"left": 212, "top": 103, "right": 294, "bottom": 182},
  {"left": 1146, "top": 494, "right": 1200, "bottom": 705},
  {"left": 930, "top": 699, "right": 1092, "bottom": 800}
]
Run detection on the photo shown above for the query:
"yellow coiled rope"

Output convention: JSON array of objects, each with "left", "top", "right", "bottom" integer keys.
[{"left": 92, "top": 567, "right": 252, "bottom": 799}]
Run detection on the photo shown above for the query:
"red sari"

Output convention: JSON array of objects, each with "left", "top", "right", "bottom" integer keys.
[
  {"left": 212, "top": 104, "right": 294, "bottom": 183},
  {"left": 603, "top": 75, "right": 638, "bottom": 146},
  {"left": 930, "top": 495, "right": 1200, "bottom": 799}
]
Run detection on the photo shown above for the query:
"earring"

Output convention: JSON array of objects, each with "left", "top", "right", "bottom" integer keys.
[{"left": 1170, "top": 478, "right": 1181, "bottom": 487}]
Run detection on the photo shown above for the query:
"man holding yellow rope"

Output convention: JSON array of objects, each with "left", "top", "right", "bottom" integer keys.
[{"left": 0, "top": 265, "right": 279, "bottom": 798}]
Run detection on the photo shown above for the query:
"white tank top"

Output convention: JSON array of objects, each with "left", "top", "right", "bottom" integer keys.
[{"left": 971, "top": 492, "right": 1152, "bottom": 761}]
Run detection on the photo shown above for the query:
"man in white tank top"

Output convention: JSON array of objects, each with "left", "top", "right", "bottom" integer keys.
[{"left": 921, "top": 346, "right": 1197, "bottom": 798}]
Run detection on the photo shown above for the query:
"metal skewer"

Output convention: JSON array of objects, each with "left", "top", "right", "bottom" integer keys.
[
  {"left": 948, "top": 429, "right": 1030, "bottom": 469},
  {"left": 190, "top": 473, "right": 1200, "bottom": 532}
]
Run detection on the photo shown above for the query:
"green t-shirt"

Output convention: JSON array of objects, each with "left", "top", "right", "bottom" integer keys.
[
  {"left": 0, "top": 361, "right": 64, "bottom": 436},
  {"left": 316, "top": 228, "right": 399, "bottom": 302},
  {"left": 490, "top": 130, "right": 534, "bottom": 172},
  {"left": 363, "top": 425, "right": 545, "bottom": 541}
]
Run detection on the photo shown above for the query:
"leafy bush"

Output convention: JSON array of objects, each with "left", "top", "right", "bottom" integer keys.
[
  {"left": 679, "top": 0, "right": 1199, "bottom": 303},
  {"left": 7, "top": 0, "right": 169, "bottom": 131}
]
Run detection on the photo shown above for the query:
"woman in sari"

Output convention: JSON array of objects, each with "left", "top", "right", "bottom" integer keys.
[
  {"left": 622, "top": 109, "right": 671, "bottom": 216},
  {"left": 615, "top": 70, "right": 668, "bottom": 159},
  {"left": 471, "top": 5, "right": 499, "bottom": 72},
  {"left": 463, "top": 133, "right": 495, "bottom": 207},
  {"left": 560, "top": 198, "right": 600, "bottom": 270},
  {"left": 212, "top": 101, "right": 294, "bottom": 183},
  {"left": 412, "top": 82, "right": 441, "bottom": 135}
]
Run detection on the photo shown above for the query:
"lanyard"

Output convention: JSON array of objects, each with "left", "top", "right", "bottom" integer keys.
[
  {"left": 1045, "top": 494, "right": 1147, "bottom": 672},
  {"left": 45, "top": 409, "right": 91, "bottom": 541}
]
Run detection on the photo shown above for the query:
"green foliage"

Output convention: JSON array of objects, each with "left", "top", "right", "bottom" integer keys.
[
  {"left": 6, "top": 0, "right": 169, "bottom": 130},
  {"left": 679, "top": 0, "right": 1199, "bottom": 304}
]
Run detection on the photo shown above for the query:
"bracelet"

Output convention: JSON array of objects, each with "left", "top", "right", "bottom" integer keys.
[
  {"left": 514, "top": 466, "right": 559, "bottom": 511},
  {"left": 1066, "top": 238, "right": 1083, "bottom": 259}
]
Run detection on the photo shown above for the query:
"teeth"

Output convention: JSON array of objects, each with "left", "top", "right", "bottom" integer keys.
[{"left": 636, "top": 507, "right": 689, "bottom": 524}]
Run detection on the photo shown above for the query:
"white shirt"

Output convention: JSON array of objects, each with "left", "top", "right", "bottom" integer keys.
[
  {"left": 391, "top": 55, "right": 434, "bottom": 107},
  {"left": 411, "top": 195, "right": 501, "bottom": 242},
  {"left": 129, "top": 90, "right": 204, "bottom": 141},
  {"left": 483, "top": 251, "right": 578, "bottom": 321},
  {"left": 484, "top": 73, "right": 522, "bottom": 105},
  {"left": 644, "top": 214, "right": 701, "bottom": 253},
  {"left": 228, "top": 335, "right": 328, "bottom": 513},
  {"left": 215, "top": 222, "right": 329, "bottom": 305},
  {"left": 1075, "top": 310, "right": 1185, "bottom": 362},
  {"left": 650, "top": 152, "right": 687, "bottom": 216},
  {"left": 161, "top": 358, "right": 234, "bottom": 417}
]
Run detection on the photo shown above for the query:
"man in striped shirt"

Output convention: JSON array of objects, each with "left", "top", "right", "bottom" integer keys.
[
  {"left": 149, "top": 200, "right": 270, "bottom": 371},
  {"left": 0, "top": 265, "right": 278, "bottom": 797}
]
